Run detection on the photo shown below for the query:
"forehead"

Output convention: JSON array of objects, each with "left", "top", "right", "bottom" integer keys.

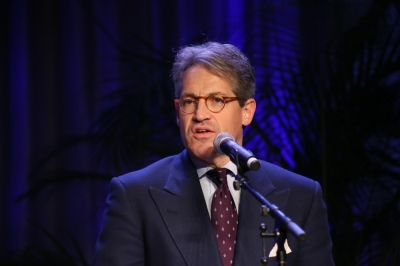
[{"left": 181, "top": 65, "right": 234, "bottom": 96}]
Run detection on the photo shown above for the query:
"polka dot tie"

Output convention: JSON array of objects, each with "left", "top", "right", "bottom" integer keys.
[{"left": 208, "top": 168, "right": 238, "bottom": 266}]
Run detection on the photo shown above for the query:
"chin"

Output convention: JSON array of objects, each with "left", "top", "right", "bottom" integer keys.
[{"left": 189, "top": 145, "right": 215, "bottom": 161}]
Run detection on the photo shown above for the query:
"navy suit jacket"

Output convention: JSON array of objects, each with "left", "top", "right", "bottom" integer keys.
[{"left": 93, "top": 150, "right": 334, "bottom": 265}]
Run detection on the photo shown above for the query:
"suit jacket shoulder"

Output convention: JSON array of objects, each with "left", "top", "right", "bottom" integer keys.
[{"left": 237, "top": 160, "right": 334, "bottom": 266}]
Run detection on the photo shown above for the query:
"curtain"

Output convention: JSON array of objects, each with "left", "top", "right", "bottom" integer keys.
[{"left": 1, "top": 0, "right": 399, "bottom": 264}]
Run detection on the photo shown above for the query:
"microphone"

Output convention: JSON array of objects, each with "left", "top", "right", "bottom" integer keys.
[{"left": 213, "top": 132, "right": 260, "bottom": 171}]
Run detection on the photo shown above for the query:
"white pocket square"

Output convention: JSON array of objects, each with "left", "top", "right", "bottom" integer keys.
[{"left": 268, "top": 240, "right": 292, "bottom": 257}]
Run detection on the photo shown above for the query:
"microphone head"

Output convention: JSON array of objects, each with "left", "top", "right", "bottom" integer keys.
[{"left": 213, "top": 132, "right": 234, "bottom": 155}]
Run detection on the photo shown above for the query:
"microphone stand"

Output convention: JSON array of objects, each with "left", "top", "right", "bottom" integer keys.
[{"left": 233, "top": 160, "right": 306, "bottom": 265}]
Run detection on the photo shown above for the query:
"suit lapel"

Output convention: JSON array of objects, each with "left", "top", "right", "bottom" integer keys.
[
  {"left": 149, "top": 151, "right": 223, "bottom": 266},
  {"left": 234, "top": 163, "right": 291, "bottom": 265}
]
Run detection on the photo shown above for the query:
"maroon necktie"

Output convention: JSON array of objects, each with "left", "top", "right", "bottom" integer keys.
[{"left": 208, "top": 168, "right": 238, "bottom": 266}]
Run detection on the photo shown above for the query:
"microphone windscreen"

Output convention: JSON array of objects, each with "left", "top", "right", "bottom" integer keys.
[{"left": 213, "top": 132, "right": 234, "bottom": 155}]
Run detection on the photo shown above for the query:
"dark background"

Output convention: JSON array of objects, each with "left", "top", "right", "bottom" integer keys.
[{"left": 1, "top": 0, "right": 400, "bottom": 265}]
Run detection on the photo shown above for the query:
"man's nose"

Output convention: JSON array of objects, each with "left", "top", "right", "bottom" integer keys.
[{"left": 193, "top": 99, "right": 211, "bottom": 121}]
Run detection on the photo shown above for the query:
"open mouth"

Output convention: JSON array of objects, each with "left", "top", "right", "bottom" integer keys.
[{"left": 196, "top": 129, "right": 210, "bottom": 133}]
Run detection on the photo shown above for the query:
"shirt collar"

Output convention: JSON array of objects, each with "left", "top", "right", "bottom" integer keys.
[{"left": 189, "top": 155, "right": 238, "bottom": 179}]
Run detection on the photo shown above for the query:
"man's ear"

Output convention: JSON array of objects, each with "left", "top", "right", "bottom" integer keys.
[{"left": 242, "top": 99, "right": 256, "bottom": 126}]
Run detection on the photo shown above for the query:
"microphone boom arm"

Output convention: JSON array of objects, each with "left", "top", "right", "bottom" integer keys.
[{"left": 233, "top": 153, "right": 306, "bottom": 265}]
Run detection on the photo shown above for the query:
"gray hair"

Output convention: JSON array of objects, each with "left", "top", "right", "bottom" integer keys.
[{"left": 172, "top": 42, "right": 255, "bottom": 106}]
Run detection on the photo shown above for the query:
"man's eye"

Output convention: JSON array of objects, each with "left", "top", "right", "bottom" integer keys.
[
  {"left": 211, "top": 96, "right": 224, "bottom": 104},
  {"left": 182, "top": 99, "right": 196, "bottom": 105}
]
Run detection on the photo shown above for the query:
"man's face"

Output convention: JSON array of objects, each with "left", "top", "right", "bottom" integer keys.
[{"left": 175, "top": 65, "right": 256, "bottom": 167}]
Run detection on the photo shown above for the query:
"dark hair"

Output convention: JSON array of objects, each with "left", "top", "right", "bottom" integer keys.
[{"left": 172, "top": 42, "right": 255, "bottom": 106}]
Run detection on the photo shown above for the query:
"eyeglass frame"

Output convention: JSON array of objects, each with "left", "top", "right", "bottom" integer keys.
[{"left": 174, "top": 95, "right": 241, "bottom": 114}]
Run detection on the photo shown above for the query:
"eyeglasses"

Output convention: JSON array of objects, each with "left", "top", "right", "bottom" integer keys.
[{"left": 174, "top": 95, "right": 240, "bottom": 114}]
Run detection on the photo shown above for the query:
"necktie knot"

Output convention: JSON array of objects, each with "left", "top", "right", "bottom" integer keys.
[{"left": 207, "top": 168, "right": 227, "bottom": 186}]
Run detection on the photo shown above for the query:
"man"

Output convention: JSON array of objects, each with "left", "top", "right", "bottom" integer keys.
[{"left": 93, "top": 42, "right": 334, "bottom": 265}]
